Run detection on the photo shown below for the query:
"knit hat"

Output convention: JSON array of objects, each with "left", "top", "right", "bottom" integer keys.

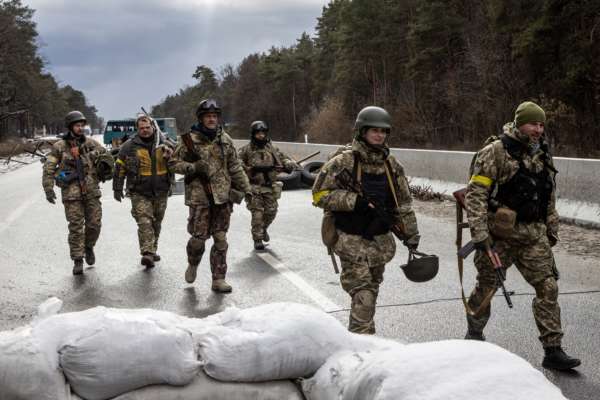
[{"left": 514, "top": 101, "right": 546, "bottom": 127}]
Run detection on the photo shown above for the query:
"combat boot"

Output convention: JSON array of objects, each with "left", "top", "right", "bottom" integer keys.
[
  {"left": 263, "top": 229, "right": 270, "bottom": 243},
  {"left": 211, "top": 278, "right": 232, "bottom": 293},
  {"left": 254, "top": 240, "right": 265, "bottom": 250},
  {"left": 141, "top": 253, "right": 155, "bottom": 269},
  {"left": 464, "top": 330, "right": 486, "bottom": 341},
  {"left": 84, "top": 247, "right": 95, "bottom": 265},
  {"left": 153, "top": 254, "right": 161, "bottom": 261},
  {"left": 185, "top": 264, "right": 198, "bottom": 283},
  {"left": 542, "top": 346, "right": 581, "bottom": 370},
  {"left": 72, "top": 259, "right": 84, "bottom": 275}
]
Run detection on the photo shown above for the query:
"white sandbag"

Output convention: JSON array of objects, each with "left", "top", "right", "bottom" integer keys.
[
  {"left": 113, "top": 370, "right": 305, "bottom": 400},
  {"left": 197, "top": 302, "right": 360, "bottom": 381},
  {"left": 0, "top": 326, "right": 69, "bottom": 400},
  {"left": 303, "top": 340, "right": 567, "bottom": 400},
  {"left": 59, "top": 316, "right": 201, "bottom": 400}
]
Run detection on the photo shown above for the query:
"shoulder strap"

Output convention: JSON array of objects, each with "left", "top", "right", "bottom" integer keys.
[
  {"left": 384, "top": 159, "right": 400, "bottom": 208},
  {"left": 352, "top": 151, "right": 361, "bottom": 183}
]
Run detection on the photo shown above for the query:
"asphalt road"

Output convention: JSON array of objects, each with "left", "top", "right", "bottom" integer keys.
[{"left": 1, "top": 161, "right": 599, "bottom": 400}]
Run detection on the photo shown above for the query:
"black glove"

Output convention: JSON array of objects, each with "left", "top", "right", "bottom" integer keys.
[
  {"left": 354, "top": 196, "right": 371, "bottom": 213},
  {"left": 114, "top": 190, "right": 124, "bottom": 202},
  {"left": 474, "top": 236, "right": 493, "bottom": 251},
  {"left": 45, "top": 190, "right": 56, "bottom": 204},
  {"left": 547, "top": 233, "right": 558, "bottom": 247},
  {"left": 404, "top": 234, "right": 420, "bottom": 250}
]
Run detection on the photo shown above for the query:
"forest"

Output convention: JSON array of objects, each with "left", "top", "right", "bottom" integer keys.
[
  {"left": 0, "top": 0, "right": 100, "bottom": 138},
  {"left": 153, "top": 0, "right": 600, "bottom": 157}
]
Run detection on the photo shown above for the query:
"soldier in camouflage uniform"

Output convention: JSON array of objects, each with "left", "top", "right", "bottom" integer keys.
[
  {"left": 169, "top": 99, "right": 250, "bottom": 293},
  {"left": 42, "top": 111, "right": 109, "bottom": 275},
  {"left": 238, "top": 121, "right": 299, "bottom": 250},
  {"left": 312, "top": 106, "right": 420, "bottom": 334},
  {"left": 465, "top": 101, "right": 580, "bottom": 370},
  {"left": 113, "top": 115, "right": 174, "bottom": 269}
]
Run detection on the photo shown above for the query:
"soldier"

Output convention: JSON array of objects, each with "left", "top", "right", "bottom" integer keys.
[
  {"left": 169, "top": 99, "right": 250, "bottom": 293},
  {"left": 238, "top": 121, "right": 299, "bottom": 250},
  {"left": 312, "top": 106, "right": 420, "bottom": 334},
  {"left": 465, "top": 101, "right": 580, "bottom": 370},
  {"left": 113, "top": 115, "right": 174, "bottom": 269},
  {"left": 42, "top": 111, "right": 111, "bottom": 275}
]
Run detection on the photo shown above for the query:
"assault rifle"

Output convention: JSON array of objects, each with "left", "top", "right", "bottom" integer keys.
[
  {"left": 335, "top": 168, "right": 407, "bottom": 241},
  {"left": 453, "top": 188, "right": 513, "bottom": 313}
]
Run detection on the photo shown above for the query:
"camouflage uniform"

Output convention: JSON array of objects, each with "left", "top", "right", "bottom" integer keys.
[
  {"left": 169, "top": 127, "right": 250, "bottom": 282},
  {"left": 42, "top": 134, "right": 107, "bottom": 261},
  {"left": 238, "top": 142, "right": 297, "bottom": 241},
  {"left": 312, "top": 139, "right": 419, "bottom": 333},
  {"left": 113, "top": 134, "right": 173, "bottom": 256},
  {"left": 465, "top": 123, "right": 563, "bottom": 347}
]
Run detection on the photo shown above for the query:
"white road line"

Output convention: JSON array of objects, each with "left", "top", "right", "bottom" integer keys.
[
  {"left": 257, "top": 251, "right": 342, "bottom": 313},
  {"left": 0, "top": 197, "right": 37, "bottom": 235}
]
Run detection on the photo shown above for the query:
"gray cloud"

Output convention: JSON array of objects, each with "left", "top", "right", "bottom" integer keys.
[{"left": 27, "top": 0, "right": 328, "bottom": 118}]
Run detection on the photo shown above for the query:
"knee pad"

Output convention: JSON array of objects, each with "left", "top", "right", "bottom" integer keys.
[
  {"left": 187, "top": 236, "right": 205, "bottom": 255},
  {"left": 535, "top": 277, "right": 558, "bottom": 301},
  {"left": 213, "top": 231, "right": 228, "bottom": 251},
  {"left": 352, "top": 290, "right": 376, "bottom": 322}
]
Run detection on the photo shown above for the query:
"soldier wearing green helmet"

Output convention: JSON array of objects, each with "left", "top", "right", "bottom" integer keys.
[
  {"left": 42, "top": 110, "right": 109, "bottom": 275},
  {"left": 312, "top": 106, "right": 420, "bottom": 334}
]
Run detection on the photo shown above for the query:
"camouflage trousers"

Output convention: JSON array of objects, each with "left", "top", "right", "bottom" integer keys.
[
  {"left": 63, "top": 197, "right": 102, "bottom": 260},
  {"left": 186, "top": 203, "right": 232, "bottom": 280},
  {"left": 130, "top": 194, "right": 168, "bottom": 255},
  {"left": 334, "top": 231, "right": 395, "bottom": 334},
  {"left": 246, "top": 191, "right": 278, "bottom": 240},
  {"left": 467, "top": 234, "right": 563, "bottom": 347}
]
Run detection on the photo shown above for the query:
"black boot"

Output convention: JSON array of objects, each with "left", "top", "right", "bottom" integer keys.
[
  {"left": 542, "top": 346, "right": 581, "bottom": 370},
  {"left": 263, "top": 229, "right": 270, "bottom": 243},
  {"left": 464, "top": 330, "right": 486, "bottom": 341},
  {"left": 153, "top": 254, "right": 161, "bottom": 261},
  {"left": 254, "top": 240, "right": 265, "bottom": 250},
  {"left": 84, "top": 247, "right": 95, "bottom": 265},
  {"left": 141, "top": 253, "right": 155, "bottom": 269},
  {"left": 73, "top": 259, "right": 84, "bottom": 275}
]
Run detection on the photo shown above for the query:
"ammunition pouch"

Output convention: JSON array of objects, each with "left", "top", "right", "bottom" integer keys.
[
  {"left": 490, "top": 207, "right": 517, "bottom": 239},
  {"left": 272, "top": 181, "right": 283, "bottom": 200},
  {"left": 321, "top": 211, "right": 339, "bottom": 248},
  {"left": 229, "top": 188, "right": 245, "bottom": 205}
]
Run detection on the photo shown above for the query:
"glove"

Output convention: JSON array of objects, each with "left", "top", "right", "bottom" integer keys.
[
  {"left": 354, "top": 196, "right": 371, "bottom": 213},
  {"left": 474, "top": 236, "right": 493, "bottom": 251},
  {"left": 547, "top": 232, "right": 558, "bottom": 247},
  {"left": 404, "top": 234, "right": 420, "bottom": 250},
  {"left": 45, "top": 190, "right": 56, "bottom": 204},
  {"left": 114, "top": 190, "right": 124, "bottom": 202}
]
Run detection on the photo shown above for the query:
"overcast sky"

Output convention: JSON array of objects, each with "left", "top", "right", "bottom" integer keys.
[{"left": 27, "top": 0, "right": 329, "bottom": 119}]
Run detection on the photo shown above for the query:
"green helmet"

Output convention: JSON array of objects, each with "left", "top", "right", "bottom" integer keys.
[
  {"left": 95, "top": 153, "right": 115, "bottom": 182},
  {"left": 65, "top": 111, "right": 87, "bottom": 128},
  {"left": 400, "top": 250, "right": 439, "bottom": 283},
  {"left": 196, "top": 98, "right": 221, "bottom": 118},
  {"left": 354, "top": 106, "right": 392, "bottom": 138}
]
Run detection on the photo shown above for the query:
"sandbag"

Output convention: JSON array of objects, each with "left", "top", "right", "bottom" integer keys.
[
  {"left": 197, "top": 302, "right": 360, "bottom": 381},
  {"left": 0, "top": 326, "right": 69, "bottom": 400},
  {"left": 303, "top": 340, "right": 567, "bottom": 400},
  {"left": 113, "top": 371, "right": 304, "bottom": 400},
  {"left": 59, "top": 316, "right": 201, "bottom": 400}
]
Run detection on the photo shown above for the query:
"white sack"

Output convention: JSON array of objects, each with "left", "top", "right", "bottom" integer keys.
[
  {"left": 113, "top": 370, "right": 305, "bottom": 400},
  {"left": 59, "top": 316, "right": 201, "bottom": 400},
  {"left": 303, "top": 340, "right": 567, "bottom": 400},
  {"left": 197, "top": 302, "right": 363, "bottom": 381}
]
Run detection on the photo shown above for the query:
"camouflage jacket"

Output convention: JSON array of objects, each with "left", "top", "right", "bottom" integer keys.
[
  {"left": 312, "top": 139, "right": 419, "bottom": 247},
  {"left": 169, "top": 128, "right": 250, "bottom": 206},
  {"left": 113, "top": 134, "right": 173, "bottom": 198},
  {"left": 42, "top": 134, "right": 107, "bottom": 201},
  {"left": 238, "top": 142, "right": 297, "bottom": 193},
  {"left": 466, "top": 123, "right": 559, "bottom": 244}
]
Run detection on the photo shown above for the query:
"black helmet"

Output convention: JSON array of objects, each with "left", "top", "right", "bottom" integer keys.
[
  {"left": 65, "top": 111, "right": 87, "bottom": 129},
  {"left": 95, "top": 153, "right": 115, "bottom": 182},
  {"left": 195, "top": 98, "right": 221, "bottom": 118},
  {"left": 400, "top": 250, "right": 439, "bottom": 282},
  {"left": 354, "top": 106, "right": 391, "bottom": 139},
  {"left": 250, "top": 120, "right": 269, "bottom": 134}
]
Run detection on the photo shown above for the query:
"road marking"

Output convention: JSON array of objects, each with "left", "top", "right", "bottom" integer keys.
[
  {"left": 257, "top": 251, "right": 342, "bottom": 313},
  {"left": 0, "top": 197, "right": 37, "bottom": 235}
]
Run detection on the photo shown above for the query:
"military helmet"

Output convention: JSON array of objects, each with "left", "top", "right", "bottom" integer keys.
[
  {"left": 65, "top": 111, "right": 87, "bottom": 128},
  {"left": 250, "top": 120, "right": 268, "bottom": 133},
  {"left": 400, "top": 250, "right": 439, "bottom": 282},
  {"left": 196, "top": 98, "right": 221, "bottom": 118},
  {"left": 354, "top": 106, "right": 392, "bottom": 138},
  {"left": 95, "top": 153, "right": 115, "bottom": 182}
]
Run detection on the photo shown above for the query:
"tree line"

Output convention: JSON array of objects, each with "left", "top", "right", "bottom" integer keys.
[
  {"left": 153, "top": 0, "right": 600, "bottom": 158},
  {"left": 0, "top": 0, "right": 100, "bottom": 139}
]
